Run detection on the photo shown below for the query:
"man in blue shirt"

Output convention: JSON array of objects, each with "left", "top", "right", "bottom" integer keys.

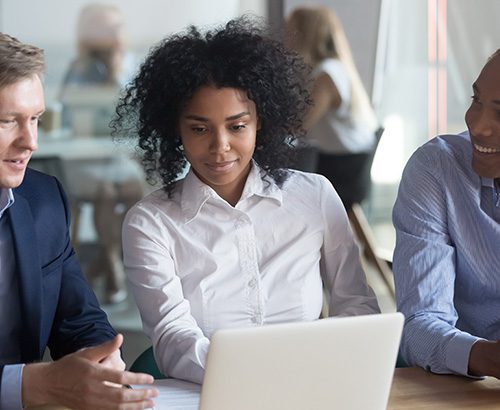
[
  {"left": 393, "top": 49, "right": 500, "bottom": 378},
  {"left": 0, "top": 33, "right": 157, "bottom": 409}
]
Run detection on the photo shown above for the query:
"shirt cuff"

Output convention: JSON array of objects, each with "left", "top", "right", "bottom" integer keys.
[
  {"left": 1, "top": 364, "right": 24, "bottom": 410},
  {"left": 445, "top": 333, "right": 482, "bottom": 377}
]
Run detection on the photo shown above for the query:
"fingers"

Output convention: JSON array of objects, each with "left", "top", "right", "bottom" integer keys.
[
  {"left": 79, "top": 334, "right": 123, "bottom": 363},
  {"left": 84, "top": 380, "right": 158, "bottom": 410},
  {"left": 75, "top": 372, "right": 158, "bottom": 410},
  {"left": 101, "top": 381, "right": 159, "bottom": 410},
  {"left": 98, "top": 368, "right": 156, "bottom": 387},
  {"left": 113, "top": 385, "right": 159, "bottom": 402}
]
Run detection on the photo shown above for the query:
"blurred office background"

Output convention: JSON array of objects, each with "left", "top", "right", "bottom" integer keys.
[{"left": 1, "top": 0, "right": 498, "bottom": 366}]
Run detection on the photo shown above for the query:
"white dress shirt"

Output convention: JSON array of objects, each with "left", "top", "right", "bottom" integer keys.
[{"left": 123, "top": 163, "right": 379, "bottom": 384}]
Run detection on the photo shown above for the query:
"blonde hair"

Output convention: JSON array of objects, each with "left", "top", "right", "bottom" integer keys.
[
  {"left": 0, "top": 33, "right": 45, "bottom": 88},
  {"left": 286, "top": 6, "right": 377, "bottom": 130}
]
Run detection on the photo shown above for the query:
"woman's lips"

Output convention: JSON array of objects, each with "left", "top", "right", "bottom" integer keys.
[{"left": 206, "top": 161, "right": 236, "bottom": 172}]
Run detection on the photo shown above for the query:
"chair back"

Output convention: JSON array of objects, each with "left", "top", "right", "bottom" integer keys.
[
  {"left": 359, "top": 125, "right": 384, "bottom": 201},
  {"left": 129, "top": 346, "right": 166, "bottom": 379},
  {"left": 318, "top": 126, "right": 384, "bottom": 209}
]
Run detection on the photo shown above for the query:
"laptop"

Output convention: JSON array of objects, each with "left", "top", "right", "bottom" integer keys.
[
  {"left": 198, "top": 312, "right": 404, "bottom": 410},
  {"left": 143, "top": 313, "right": 403, "bottom": 409}
]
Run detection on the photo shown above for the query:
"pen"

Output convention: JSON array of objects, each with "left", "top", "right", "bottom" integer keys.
[{"left": 123, "top": 384, "right": 156, "bottom": 410}]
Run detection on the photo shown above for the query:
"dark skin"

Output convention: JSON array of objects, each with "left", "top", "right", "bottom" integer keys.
[
  {"left": 469, "top": 340, "right": 500, "bottom": 378},
  {"left": 465, "top": 53, "right": 500, "bottom": 377},
  {"left": 465, "top": 54, "right": 500, "bottom": 179}
]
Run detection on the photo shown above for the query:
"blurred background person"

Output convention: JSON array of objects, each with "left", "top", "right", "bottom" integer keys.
[
  {"left": 285, "top": 5, "right": 380, "bottom": 209},
  {"left": 61, "top": 3, "right": 134, "bottom": 89},
  {"left": 284, "top": 6, "right": 395, "bottom": 298},
  {"left": 59, "top": 3, "right": 145, "bottom": 305}
]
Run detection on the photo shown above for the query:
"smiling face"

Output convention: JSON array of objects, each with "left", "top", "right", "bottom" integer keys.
[
  {"left": 465, "top": 53, "right": 500, "bottom": 179},
  {"left": 179, "top": 86, "right": 258, "bottom": 205},
  {"left": 0, "top": 75, "right": 44, "bottom": 189}
]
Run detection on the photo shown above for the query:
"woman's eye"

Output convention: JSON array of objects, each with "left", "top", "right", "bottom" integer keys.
[
  {"left": 232, "top": 124, "right": 246, "bottom": 131},
  {"left": 470, "top": 95, "right": 480, "bottom": 104},
  {"left": 192, "top": 126, "right": 206, "bottom": 133}
]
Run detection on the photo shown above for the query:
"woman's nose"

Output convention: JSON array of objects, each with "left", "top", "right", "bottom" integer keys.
[{"left": 209, "top": 131, "right": 230, "bottom": 153}]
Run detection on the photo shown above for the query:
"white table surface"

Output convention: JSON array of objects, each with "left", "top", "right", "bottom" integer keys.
[
  {"left": 135, "top": 379, "right": 201, "bottom": 410},
  {"left": 35, "top": 133, "right": 136, "bottom": 160}
]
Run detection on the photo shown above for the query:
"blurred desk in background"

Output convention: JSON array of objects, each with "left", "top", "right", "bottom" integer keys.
[
  {"left": 32, "top": 135, "right": 145, "bottom": 249},
  {"left": 35, "top": 135, "right": 135, "bottom": 160}
]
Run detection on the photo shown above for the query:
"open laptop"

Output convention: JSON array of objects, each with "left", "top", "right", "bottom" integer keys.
[
  {"left": 198, "top": 312, "right": 403, "bottom": 410},
  {"left": 144, "top": 313, "right": 403, "bottom": 409}
]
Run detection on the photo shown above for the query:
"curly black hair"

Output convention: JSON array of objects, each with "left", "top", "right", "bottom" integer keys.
[{"left": 112, "top": 16, "right": 311, "bottom": 193}]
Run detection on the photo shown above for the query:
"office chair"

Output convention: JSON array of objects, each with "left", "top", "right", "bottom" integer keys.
[
  {"left": 316, "top": 127, "right": 395, "bottom": 298},
  {"left": 396, "top": 353, "right": 408, "bottom": 368},
  {"left": 130, "top": 346, "right": 166, "bottom": 379}
]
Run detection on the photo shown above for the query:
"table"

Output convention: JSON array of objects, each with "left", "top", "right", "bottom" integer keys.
[
  {"left": 388, "top": 367, "right": 500, "bottom": 409},
  {"left": 35, "top": 134, "right": 135, "bottom": 160},
  {"left": 29, "top": 367, "right": 500, "bottom": 409}
]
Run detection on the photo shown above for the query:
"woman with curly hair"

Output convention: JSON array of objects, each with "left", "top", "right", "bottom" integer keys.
[{"left": 114, "top": 17, "right": 379, "bottom": 384}]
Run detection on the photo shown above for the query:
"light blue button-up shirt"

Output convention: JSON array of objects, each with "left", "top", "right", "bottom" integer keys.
[
  {"left": 0, "top": 188, "right": 24, "bottom": 410},
  {"left": 393, "top": 131, "right": 500, "bottom": 376}
]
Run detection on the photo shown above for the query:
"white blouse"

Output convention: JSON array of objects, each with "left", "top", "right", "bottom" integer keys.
[
  {"left": 308, "top": 58, "right": 375, "bottom": 154},
  {"left": 122, "top": 164, "right": 379, "bottom": 383}
]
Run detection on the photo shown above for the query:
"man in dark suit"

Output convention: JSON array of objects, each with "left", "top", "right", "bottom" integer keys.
[{"left": 0, "top": 33, "right": 157, "bottom": 409}]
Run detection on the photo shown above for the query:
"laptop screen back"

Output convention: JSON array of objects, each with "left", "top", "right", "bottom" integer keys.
[{"left": 199, "top": 312, "right": 403, "bottom": 410}]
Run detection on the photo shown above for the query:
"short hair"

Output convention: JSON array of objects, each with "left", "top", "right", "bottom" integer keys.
[
  {"left": 113, "top": 16, "right": 311, "bottom": 193},
  {"left": 0, "top": 33, "right": 45, "bottom": 88}
]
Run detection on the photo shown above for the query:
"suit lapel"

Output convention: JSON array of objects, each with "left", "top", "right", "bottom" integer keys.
[{"left": 8, "top": 192, "right": 42, "bottom": 362}]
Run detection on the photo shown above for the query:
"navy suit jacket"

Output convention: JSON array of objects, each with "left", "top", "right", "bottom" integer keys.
[{"left": 0, "top": 168, "right": 116, "bottom": 384}]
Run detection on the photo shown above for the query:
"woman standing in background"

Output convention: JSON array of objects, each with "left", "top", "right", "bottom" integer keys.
[{"left": 285, "top": 6, "right": 379, "bottom": 208}]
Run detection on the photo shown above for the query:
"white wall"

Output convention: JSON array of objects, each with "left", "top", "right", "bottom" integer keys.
[
  {"left": 0, "top": 0, "right": 266, "bottom": 48},
  {"left": 0, "top": 0, "right": 267, "bottom": 100}
]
